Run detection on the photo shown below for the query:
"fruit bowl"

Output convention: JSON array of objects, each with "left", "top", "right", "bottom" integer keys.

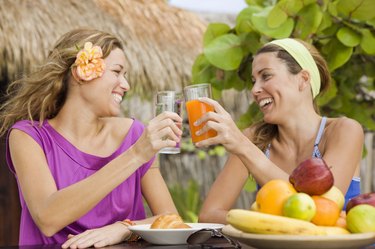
[{"left": 222, "top": 225, "right": 375, "bottom": 249}]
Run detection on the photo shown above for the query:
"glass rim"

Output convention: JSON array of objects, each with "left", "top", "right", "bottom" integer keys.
[
  {"left": 156, "top": 90, "right": 182, "bottom": 95},
  {"left": 183, "top": 83, "right": 211, "bottom": 90}
]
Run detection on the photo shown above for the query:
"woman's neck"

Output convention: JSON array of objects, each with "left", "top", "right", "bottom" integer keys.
[
  {"left": 48, "top": 104, "right": 106, "bottom": 142},
  {"left": 276, "top": 113, "right": 322, "bottom": 152}
]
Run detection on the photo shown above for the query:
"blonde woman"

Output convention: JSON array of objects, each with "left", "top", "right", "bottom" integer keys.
[
  {"left": 0, "top": 28, "right": 182, "bottom": 248},
  {"left": 196, "top": 38, "right": 364, "bottom": 224}
]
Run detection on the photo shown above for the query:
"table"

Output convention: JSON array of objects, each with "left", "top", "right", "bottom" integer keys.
[
  {"left": 1, "top": 239, "right": 374, "bottom": 249},
  {"left": 0, "top": 238, "right": 246, "bottom": 249}
]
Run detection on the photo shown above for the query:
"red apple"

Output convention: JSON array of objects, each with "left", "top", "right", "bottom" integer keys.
[
  {"left": 289, "top": 158, "right": 334, "bottom": 195},
  {"left": 346, "top": 192, "right": 375, "bottom": 214}
]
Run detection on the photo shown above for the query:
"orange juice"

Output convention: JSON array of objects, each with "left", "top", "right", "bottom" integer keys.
[{"left": 185, "top": 99, "right": 217, "bottom": 143}]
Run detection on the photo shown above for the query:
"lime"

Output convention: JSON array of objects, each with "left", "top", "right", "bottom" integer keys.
[{"left": 283, "top": 193, "right": 316, "bottom": 221}]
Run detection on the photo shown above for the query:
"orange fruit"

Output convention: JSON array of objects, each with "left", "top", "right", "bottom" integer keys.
[
  {"left": 311, "top": 196, "right": 340, "bottom": 226},
  {"left": 335, "top": 211, "right": 347, "bottom": 228},
  {"left": 256, "top": 179, "right": 297, "bottom": 216}
]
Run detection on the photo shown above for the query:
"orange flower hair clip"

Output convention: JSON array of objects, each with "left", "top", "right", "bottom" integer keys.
[{"left": 74, "top": 42, "right": 106, "bottom": 81}]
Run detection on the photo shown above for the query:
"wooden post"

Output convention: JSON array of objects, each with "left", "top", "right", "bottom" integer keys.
[{"left": 0, "top": 136, "right": 20, "bottom": 246}]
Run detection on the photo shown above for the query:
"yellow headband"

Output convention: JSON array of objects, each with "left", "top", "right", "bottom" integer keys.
[{"left": 268, "top": 38, "right": 321, "bottom": 99}]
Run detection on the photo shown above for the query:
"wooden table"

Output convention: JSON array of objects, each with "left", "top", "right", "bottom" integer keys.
[
  {"left": 1, "top": 238, "right": 374, "bottom": 249},
  {"left": 0, "top": 238, "right": 244, "bottom": 249}
]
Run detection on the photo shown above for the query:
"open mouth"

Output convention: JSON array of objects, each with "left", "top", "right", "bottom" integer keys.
[
  {"left": 112, "top": 93, "right": 123, "bottom": 104},
  {"left": 259, "top": 98, "right": 273, "bottom": 108}
]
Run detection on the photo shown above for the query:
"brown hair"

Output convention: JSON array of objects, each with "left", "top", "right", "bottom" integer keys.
[
  {"left": 0, "top": 28, "right": 123, "bottom": 137},
  {"left": 252, "top": 39, "right": 331, "bottom": 151}
]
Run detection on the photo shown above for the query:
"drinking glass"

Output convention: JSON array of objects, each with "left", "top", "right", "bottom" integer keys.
[
  {"left": 183, "top": 83, "right": 217, "bottom": 144},
  {"left": 155, "top": 91, "right": 182, "bottom": 154}
]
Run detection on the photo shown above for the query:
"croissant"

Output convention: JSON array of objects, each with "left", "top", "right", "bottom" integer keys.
[{"left": 150, "top": 214, "right": 191, "bottom": 229}]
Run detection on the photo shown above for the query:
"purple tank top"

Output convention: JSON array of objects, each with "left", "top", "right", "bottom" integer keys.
[{"left": 6, "top": 119, "right": 154, "bottom": 245}]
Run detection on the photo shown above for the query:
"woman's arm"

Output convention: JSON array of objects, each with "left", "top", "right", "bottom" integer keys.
[
  {"left": 198, "top": 154, "right": 250, "bottom": 224},
  {"left": 140, "top": 162, "right": 178, "bottom": 218},
  {"left": 9, "top": 112, "right": 182, "bottom": 237},
  {"left": 61, "top": 161, "right": 178, "bottom": 249},
  {"left": 194, "top": 97, "right": 289, "bottom": 185},
  {"left": 322, "top": 118, "right": 364, "bottom": 194},
  {"left": 9, "top": 130, "right": 142, "bottom": 236}
]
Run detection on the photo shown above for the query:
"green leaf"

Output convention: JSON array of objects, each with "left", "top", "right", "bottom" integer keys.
[
  {"left": 239, "top": 32, "right": 261, "bottom": 55},
  {"left": 317, "top": 78, "right": 338, "bottom": 106},
  {"left": 236, "top": 102, "right": 263, "bottom": 129},
  {"left": 243, "top": 176, "right": 257, "bottom": 192},
  {"left": 336, "top": 26, "right": 361, "bottom": 47},
  {"left": 197, "top": 150, "right": 207, "bottom": 160},
  {"left": 360, "top": 29, "right": 375, "bottom": 55},
  {"left": 367, "top": 17, "right": 375, "bottom": 27},
  {"left": 235, "top": 6, "right": 263, "bottom": 34},
  {"left": 294, "top": 3, "right": 323, "bottom": 39},
  {"left": 277, "top": 0, "right": 303, "bottom": 16},
  {"left": 337, "top": 0, "right": 375, "bottom": 21},
  {"left": 221, "top": 70, "right": 246, "bottom": 91},
  {"left": 267, "top": 6, "right": 288, "bottom": 28},
  {"left": 317, "top": 12, "right": 333, "bottom": 33},
  {"left": 327, "top": 1, "right": 338, "bottom": 17},
  {"left": 204, "top": 34, "right": 243, "bottom": 70},
  {"left": 191, "top": 54, "right": 215, "bottom": 84},
  {"left": 204, "top": 23, "right": 231, "bottom": 46},
  {"left": 322, "top": 38, "right": 353, "bottom": 71},
  {"left": 252, "top": 7, "right": 294, "bottom": 39},
  {"left": 214, "top": 146, "right": 226, "bottom": 157}
]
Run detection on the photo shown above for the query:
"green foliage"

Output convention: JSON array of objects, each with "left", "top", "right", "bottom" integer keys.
[
  {"left": 192, "top": 0, "right": 375, "bottom": 132},
  {"left": 168, "top": 180, "right": 202, "bottom": 222}
]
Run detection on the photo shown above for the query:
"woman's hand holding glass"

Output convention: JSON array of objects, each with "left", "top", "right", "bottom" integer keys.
[
  {"left": 132, "top": 111, "right": 182, "bottom": 162},
  {"left": 193, "top": 97, "right": 248, "bottom": 154}
]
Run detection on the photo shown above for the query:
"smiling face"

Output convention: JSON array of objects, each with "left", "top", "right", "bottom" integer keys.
[
  {"left": 251, "top": 52, "right": 305, "bottom": 123},
  {"left": 76, "top": 47, "right": 130, "bottom": 117}
]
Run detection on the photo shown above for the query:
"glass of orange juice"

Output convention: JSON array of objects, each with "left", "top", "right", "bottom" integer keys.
[{"left": 184, "top": 83, "right": 217, "bottom": 144}]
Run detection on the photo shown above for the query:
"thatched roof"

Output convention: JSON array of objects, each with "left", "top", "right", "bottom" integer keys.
[{"left": 0, "top": 0, "right": 207, "bottom": 98}]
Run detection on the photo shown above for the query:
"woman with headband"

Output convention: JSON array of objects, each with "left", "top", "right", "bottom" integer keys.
[{"left": 195, "top": 38, "right": 364, "bottom": 224}]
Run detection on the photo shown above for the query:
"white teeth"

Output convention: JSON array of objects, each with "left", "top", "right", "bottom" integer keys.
[
  {"left": 259, "top": 98, "right": 273, "bottom": 108},
  {"left": 112, "top": 93, "right": 122, "bottom": 103}
]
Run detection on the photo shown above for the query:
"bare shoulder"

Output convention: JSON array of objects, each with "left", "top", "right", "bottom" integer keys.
[
  {"left": 9, "top": 128, "right": 33, "bottom": 144},
  {"left": 326, "top": 117, "right": 364, "bottom": 141},
  {"left": 103, "top": 117, "right": 135, "bottom": 137}
]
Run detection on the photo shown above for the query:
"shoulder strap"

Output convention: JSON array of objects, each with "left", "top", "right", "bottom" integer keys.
[{"left": 312, "top": 117, "right": 327, "bottom": 158}]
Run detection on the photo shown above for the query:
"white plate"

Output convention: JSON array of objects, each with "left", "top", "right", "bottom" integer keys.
[
  {"left": 128, "top": 223, "right": 224, "bottom": 245},
  {"left": 222, "top": 225, "right": 375, "bottom": 249}
]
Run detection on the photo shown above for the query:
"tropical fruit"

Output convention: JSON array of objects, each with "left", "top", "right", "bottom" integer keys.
[
  {"left": 321, "top": 186, "right": 345, "bottom": 210},
  {"left": 283, "top": 193, "right": 316, "bottom": 221},
  {"left": 256, "top": 179, "right": 297, "bottom": 216},
  {"left": 227, "top": 209, "right": 324, "bottom": 235},
  {"left": 311, "top": 196, "right": 340, "bottom": 226}
]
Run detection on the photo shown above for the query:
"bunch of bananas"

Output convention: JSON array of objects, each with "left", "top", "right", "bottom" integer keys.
[{"left": 226, "top": 209, "right": 350, "bottom": 235}]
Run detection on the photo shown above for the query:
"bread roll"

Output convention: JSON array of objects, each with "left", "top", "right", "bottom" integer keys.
[{"left": 150, "top": 214, "right": 191, "bottom": 229}]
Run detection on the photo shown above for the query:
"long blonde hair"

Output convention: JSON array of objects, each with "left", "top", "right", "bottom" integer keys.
[
  {"left": 0, "top": 28, "right": 123, "bottom": 137},
  {"left": 252, "top": 40, "right": 331, "bottom": 151}
]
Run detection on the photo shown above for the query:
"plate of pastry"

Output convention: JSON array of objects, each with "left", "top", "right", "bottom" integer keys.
[{"left": 128, "top": 214, "right": 224, "bottom": 245}]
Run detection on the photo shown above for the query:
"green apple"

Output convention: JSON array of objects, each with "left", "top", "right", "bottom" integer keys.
[
  {"left": 321, "top": 186, "right": 345, "bottom": 210},
  {"left": 347, "top": 204, "right": 375, "bottom": 233},
  {"left": 283, "top": 193, "right": 316, "bottom": 221}
]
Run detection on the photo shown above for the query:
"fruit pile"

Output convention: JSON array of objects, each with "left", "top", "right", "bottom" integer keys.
[{"left": 226, "top": 158, "right": 375, "bottom": 235}]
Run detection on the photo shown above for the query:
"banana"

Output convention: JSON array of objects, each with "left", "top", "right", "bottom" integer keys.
[
  {"left": 317, "top": 226, "right": 350, "bottom": 235},
  {"left": 227, "top": 209, "right": 325, "bottom": 235}
]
